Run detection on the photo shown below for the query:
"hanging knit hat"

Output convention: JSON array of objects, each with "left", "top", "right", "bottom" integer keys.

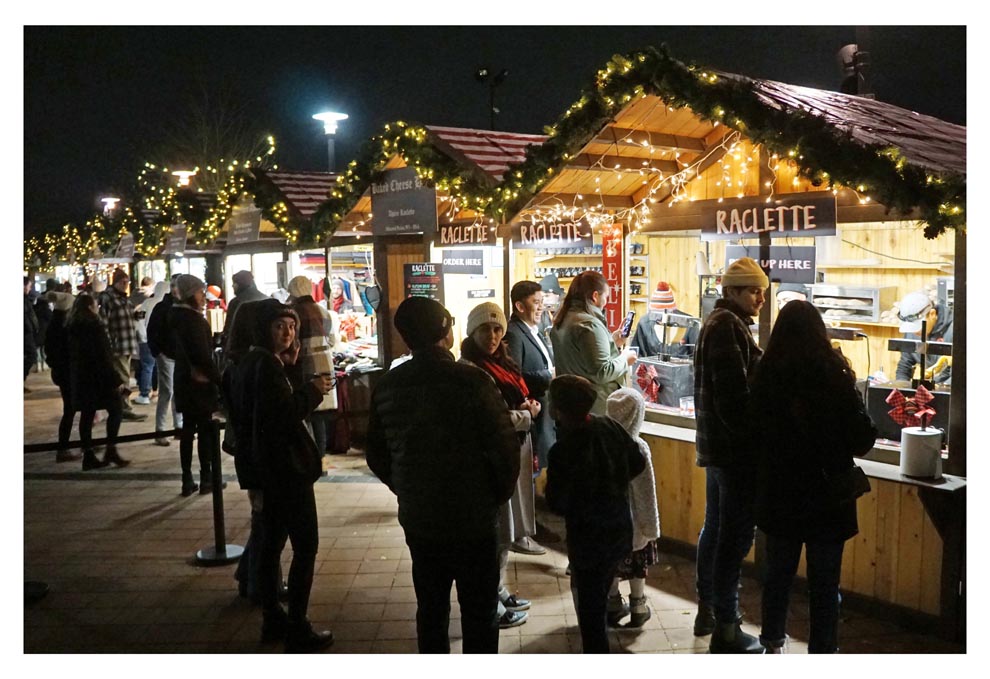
[
  {"left": 465, "top": 302, "right": 507, "bottom": 337},
  {"left": 649, "top": 281, "right": 676, "bottom": 311},
  {"left": 721, "top": 257, "right": 769, "bottom": 289}
]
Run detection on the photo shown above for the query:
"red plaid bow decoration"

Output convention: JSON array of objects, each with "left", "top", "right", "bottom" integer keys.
[
  {"left": 636, "top": 363, "right": 659, "bottom": 403},
  {"left": 886, "top": 385, "right": 937, "bottom": 427}
]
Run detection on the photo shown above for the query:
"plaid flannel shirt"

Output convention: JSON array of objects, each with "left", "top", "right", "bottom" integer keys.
[
  {"left": 99, "top": 287, "right": 139, "bottom": 358},
  {"left": 693, "top": 298, "right": 762, "bottom": 468}
]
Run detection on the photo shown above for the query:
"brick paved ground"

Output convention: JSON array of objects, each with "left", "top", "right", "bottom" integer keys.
[{"left": 22, "top": 370, "right": 963, "bottom": 654}]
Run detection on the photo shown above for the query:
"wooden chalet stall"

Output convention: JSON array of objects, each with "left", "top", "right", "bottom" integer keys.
[
  {"left": 317, "top": 123, "right": 545, "bottom": 368},
  {"left": 498, "top": 49, "right": 965, "bottom": 640}
]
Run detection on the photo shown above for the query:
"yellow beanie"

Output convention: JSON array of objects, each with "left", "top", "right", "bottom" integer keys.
[{"left": 721, "top": 257, "right": 769, "bottom": 288}]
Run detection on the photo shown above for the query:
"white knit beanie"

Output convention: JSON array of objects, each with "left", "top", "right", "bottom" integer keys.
[
  {"left": 465, "top": 302, "right": 507, "bottom": 337},
  {"left": 606, "top": 387, "right": 646, "bottom": 438},
  {"left": 175, "top": 274, "right": 205, "bottom": 301}
]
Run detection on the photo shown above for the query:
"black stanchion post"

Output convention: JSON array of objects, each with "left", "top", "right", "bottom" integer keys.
[{"left": 195, "top": 420, "right": 244, "bottom": 565}]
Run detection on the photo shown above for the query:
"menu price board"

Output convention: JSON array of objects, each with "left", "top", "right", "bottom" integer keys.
[
  {"left": 404, "top": 262, "right": 444, "bottom": 303},
  {"left": 372, "top": 167, "right": 438, "bottom": 236}
]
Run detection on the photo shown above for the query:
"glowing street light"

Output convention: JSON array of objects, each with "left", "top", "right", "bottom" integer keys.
[
  {"left": 101, "top": 197, "right": 120, "bottom": 216},
  {"left": 171, "top": 169, "right": 197, "bottom": 187},
  {"left": 313, "top": 110, "right": 348, "bottom": 171}
]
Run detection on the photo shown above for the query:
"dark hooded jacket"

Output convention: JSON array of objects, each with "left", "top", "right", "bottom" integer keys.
[
  {"left": 167, "top": 304, "right": 221, "bottom": 416},
  {"left": 228, "top": 299, "right": 323, "bottom": 490}
]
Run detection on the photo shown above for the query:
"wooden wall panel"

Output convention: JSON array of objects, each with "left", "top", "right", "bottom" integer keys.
[{"left": 645, "top": 435, "right": 943, "bottom": 614}]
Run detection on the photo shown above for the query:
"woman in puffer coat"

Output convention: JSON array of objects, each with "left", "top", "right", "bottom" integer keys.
[{"left": 287, "top": 276, "right": 339, "bottom": 455}]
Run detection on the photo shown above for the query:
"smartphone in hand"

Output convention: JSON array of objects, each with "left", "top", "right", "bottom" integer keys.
[{"left": 620, "top": 310, "right": 636, "bottom": 338}]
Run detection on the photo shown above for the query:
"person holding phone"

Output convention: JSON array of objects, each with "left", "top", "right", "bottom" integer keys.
[
  {"left": 550, "top": 271, "right": 637, "bottom": 415},
  {"left": 228, "top": 299, "right": 335, "bottom": 653}
]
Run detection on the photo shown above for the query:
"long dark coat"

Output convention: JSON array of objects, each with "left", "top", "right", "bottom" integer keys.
[
  {"left": 68, "top": 314, "right": 122, "bottom": 412},
  {"left": 167, "top": 304, "right": 221, "bottom": 417}
]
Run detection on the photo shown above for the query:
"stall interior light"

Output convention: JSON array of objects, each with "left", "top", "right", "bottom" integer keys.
[{"left": 313, "top": 111, "right": 349, "bottom": 135}]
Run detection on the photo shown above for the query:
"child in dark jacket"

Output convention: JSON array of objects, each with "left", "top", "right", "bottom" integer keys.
[{"left": 545, "top": 375, "right": 645, "bottom": 653}]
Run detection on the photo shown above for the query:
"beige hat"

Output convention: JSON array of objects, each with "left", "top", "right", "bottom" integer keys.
[
  {"left": 721, "top": 257, "right": 769, "bottom": 289},
  {"left": 287, "top": 275, "right": 314, "bottom": 299},
  {"left": 465, "top": 302, "right": 507, "bottom": 337}
]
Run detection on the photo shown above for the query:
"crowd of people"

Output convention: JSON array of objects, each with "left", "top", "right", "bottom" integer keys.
[{"left": 24, "top": 256, "right": 880, "bottom": 654}]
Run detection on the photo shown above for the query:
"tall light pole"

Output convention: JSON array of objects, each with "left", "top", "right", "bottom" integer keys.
[
  {"left": 475, "top": 67, "right": 508, "bottom": 130},
  {"left": 313, "top": 111, "right": 348, "bottom": 172}
]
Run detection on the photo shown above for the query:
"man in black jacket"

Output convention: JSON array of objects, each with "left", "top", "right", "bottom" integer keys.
[
  {"left": 693, "top": 257, "right": 767, "bottom": 653},
  {"left": 367, "top": 296, "right": 520, "bottom": 654}
]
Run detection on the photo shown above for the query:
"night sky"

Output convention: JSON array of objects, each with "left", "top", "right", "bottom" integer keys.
[{"left": 23, "top": 25, "right": 967, "bottom": 237}]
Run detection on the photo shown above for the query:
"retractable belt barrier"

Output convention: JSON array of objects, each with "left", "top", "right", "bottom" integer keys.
[{"left": 24, "top": 421, "right": 244, "bottom": 566}]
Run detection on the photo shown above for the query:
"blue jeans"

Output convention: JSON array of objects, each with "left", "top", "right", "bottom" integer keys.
[
  {"left": 761, "top": 536, "right": 845, "bottom": 653},
  {"left": 696, "top": 465, "right": 757, "bottom": 622},
  {"left": 137, "top": 342, "right": 155, "bottom": 397}
]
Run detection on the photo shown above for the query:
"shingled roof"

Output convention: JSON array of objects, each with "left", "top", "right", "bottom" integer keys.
[
  {"left": 424, "top": 125, "right": 547, "bottom": 182},
  {"left": 734, "top": 74, "right": 966, "bottom": 176},
  {"left": 254, "top": 170, "right": 338, "bottom": 218}
]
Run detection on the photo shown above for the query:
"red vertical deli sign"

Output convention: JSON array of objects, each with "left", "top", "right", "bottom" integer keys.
[{"left": 602, "top": 224, "right": 624, "bottom": 332}]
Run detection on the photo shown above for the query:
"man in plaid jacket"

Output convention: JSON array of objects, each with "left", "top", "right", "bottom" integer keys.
[
  {"left": 99, "top": 269, "right": 147, "bottom": 421},
  {"left": 692, "top": 257, "right": 767, "bottom": 653}
]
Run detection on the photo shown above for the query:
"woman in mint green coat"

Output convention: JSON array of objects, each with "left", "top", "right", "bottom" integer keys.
[{"left": 550, "top": 271, "right": 637, "bottom": 415}]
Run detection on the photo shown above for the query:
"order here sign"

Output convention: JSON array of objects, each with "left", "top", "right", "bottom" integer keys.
[
  {"left": 701, "top": 193, "right": 837, "bottom": 240},
  {"left": 725, "top": 245, "right": 816, "bottom": 284}
]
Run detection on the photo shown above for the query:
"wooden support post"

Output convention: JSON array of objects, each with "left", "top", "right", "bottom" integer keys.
[
  {"left": 502, "top": 233, "right": 511, "bottom": 314},
  {"left": 373, "top": 237, "right": 392, "bottom": 368},
  {"left": 946, "top": 226, "right": 965, "bottom": 477}
]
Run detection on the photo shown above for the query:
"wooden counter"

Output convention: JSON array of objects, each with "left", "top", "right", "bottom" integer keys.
[{"left": 641, "top": 408, "right": 965, "bottom": 640}]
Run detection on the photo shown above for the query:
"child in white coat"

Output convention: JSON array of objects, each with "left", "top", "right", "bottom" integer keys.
[{"left": 605, "top": 388, "right": 662, "bottom": 627}]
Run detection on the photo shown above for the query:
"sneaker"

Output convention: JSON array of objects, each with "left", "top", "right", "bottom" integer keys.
[
  {"left": 498, "top": 610, "right": 528, "bottom": 628},
  {"left": 509, "top": 536, "right": 547, "bottom": 555},
  {"left": 154, "top": 438, "right": 171, "bottom": 446},
  {"left": 502, "top": 594, "right": 531, "bottom": 612},
  {"left": 133, "top": 395, "right": 151, "bottom": 405}
]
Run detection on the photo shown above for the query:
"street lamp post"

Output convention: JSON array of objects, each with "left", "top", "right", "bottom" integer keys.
[
  {"left": 101, "top": 196, "right": 120, "bottom": 216},
  {"left": 313, "top": 111, "right": 348, "bottom": 172}
]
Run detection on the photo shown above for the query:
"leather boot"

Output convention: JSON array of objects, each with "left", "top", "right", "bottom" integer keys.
[
  {"left": 606, "top": 594, "right": 629, "bottom": 627},
  {"left": 694, "top": 601, "right": 719, "bottom": 636},
  {"left": 627, "top": 595, "right": 651, "bottom": 628},
  {"left": 56, "top": 449, "right": 82, "bottom": 463},
  {"left": 103, "top": 445, "right": 130, "bottom": 467},
  {"left": 199, "top": 468, "right": 227, "bottom": 494},
  {"left": 284, "top": 620, "right": 334, "bottom": 653},
  {"left": 709, "top": 621, "right": 765, "bottom": 654},
  {"left": 82, "top": 449, "right": 110, "bottom": 471},
  {"left": 181, "top": 472, "right": 198, "bottom": 497}
]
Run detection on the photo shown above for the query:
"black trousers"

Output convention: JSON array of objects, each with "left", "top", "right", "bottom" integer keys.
[
  {"left": 260, "top": 483, "right": 319, "bottom": 624},
  {"left": 179, "top": 412, "right": 217, "bottom": 478},
  {"left": 405, "top": 531, "right": 500, "bottom": 654},
  {"left": 80, "top": 401, "right": 122, "bottom": 450},
  {"left": 571, "top": 558, "right": 623, "bottom": 653},
  {"left": 57, "top": 386, "right": 76, "bottom": 451}
]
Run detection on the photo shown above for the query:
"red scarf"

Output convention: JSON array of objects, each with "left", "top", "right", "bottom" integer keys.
[{"left": 477, "top": 355, "right": 529, "bottom": 408}]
